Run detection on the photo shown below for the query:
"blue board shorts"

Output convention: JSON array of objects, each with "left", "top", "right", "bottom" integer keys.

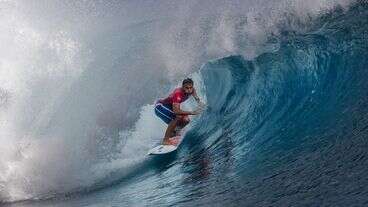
[{"left": 154, "top": 102, "right": 176, "bottom": 124}]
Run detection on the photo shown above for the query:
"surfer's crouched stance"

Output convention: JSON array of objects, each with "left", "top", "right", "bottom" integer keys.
[{"left": 154, "top": 78, "right": 203, "bottom": 145}]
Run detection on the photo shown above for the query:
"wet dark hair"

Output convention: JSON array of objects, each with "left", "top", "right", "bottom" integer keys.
[{"left": 182, "top": 78, "right": 194, "bottom": 86}]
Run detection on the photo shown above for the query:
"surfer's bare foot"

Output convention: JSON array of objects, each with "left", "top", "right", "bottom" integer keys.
[
  {"left": 162, "top": 137, "right": 179, "bottom": 145},
  {"left": 162, "top": 140, "right": 172, "bottom": 145},
  {"left": 174, "top": 126, "right": 183, "bottom": 136},
  {"left": 162, "top": 138, "right": 171, "bottom": 145}
]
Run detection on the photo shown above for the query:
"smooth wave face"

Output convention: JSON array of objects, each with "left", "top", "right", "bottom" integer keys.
[
  {"left": 1, "top": 1, "right": 368, "bottom": 207},
  {"left": 189, "top": 5, "right": 368, "bottom": 205}
]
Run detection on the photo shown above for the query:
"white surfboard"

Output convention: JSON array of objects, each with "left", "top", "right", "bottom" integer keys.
[
  {"left": 148, "top": 129, "right": 185, "bottom": 155},
  {"left": 148, "top": 144, "right": 178, "bottom": 155}
]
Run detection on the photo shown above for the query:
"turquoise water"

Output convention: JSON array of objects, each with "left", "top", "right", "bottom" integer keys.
[{"left": 1, "top": 1, "right": 368, "bottom": 206}]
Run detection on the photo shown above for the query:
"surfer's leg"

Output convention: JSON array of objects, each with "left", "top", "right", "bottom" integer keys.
[
  {"left": 177, "top": 115, "right": 190, "bottom": 128},
  {"left": 163, "top": 118, "right": 178, "bottom": 144}
]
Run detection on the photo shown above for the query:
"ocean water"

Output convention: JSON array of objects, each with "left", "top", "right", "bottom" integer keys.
[{"left": 1, "top": 0, "right": 368, "bottom": 206}]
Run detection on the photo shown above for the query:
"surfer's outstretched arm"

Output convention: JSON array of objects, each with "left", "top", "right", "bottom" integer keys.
[
  {"left": 192, "top": 88, "right": 206, "bottom": 110},
  {"left": 172, "top": 103, "right": 197, "bottom": 115},
  {"left": 192, "top": 88, "right": 201, "bottom": 103}
]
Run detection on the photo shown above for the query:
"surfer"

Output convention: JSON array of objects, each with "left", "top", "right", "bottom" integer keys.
[{"left": 154, "top": 78, "right": 204, "bottom": 145}]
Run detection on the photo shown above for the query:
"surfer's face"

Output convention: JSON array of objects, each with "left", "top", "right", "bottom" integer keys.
[{"left": 183, "top": 83, "right": 193, "bottom": 94}]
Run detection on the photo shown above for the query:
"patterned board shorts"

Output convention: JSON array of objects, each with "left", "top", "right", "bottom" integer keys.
[{"left": 154, "top": 102, "right": 176, "bottom": 124}]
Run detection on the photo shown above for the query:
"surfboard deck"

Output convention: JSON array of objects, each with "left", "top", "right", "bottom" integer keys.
[{"left": 148, "top": 130, "right": 184, "bottom": 155}]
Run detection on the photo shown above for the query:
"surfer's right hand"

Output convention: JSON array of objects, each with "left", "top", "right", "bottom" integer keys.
[
  {"left": 192, "top": 107, "right": 204, "bottom": 115},
  {"left": 198, "top": 101, "right": 206, "bottom": 108},
  {"left": 191, "top": 109, "right": 201, "bottom": 115}
]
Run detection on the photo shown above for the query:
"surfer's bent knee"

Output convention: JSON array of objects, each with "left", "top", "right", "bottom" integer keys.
[
  {"left": 182, "top": 116, "right": 190, "bottom": 123},
  {"left": 176, "top": 115, "right": 190, "bottom": 124}
]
